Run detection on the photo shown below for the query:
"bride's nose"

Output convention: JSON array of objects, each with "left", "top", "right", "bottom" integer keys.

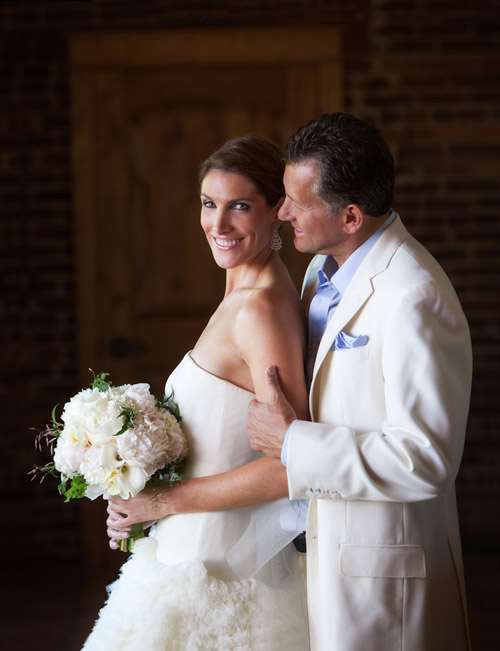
[{"left": 212, "top": 207, "right": 231, "bottom": 234}]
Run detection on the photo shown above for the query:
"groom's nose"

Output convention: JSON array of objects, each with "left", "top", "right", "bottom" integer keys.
[{"left": 278, "top": 197, "right": 293, "bottom": 222}]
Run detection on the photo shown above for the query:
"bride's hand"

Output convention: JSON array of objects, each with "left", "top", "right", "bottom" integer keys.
[
  {"left": 106, "top": 500, "right": 158, "bottom": 550},
  {"left": 107, "top": 485, "right": 178, "bottom": 528},
  {"left": 106, "top": 504, "right": 131, "bottom": 550}
]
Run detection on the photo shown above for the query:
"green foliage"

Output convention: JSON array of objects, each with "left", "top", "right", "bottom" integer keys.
[
  {"left": 59, "top": 473, "right": 88, "bottom": 502},
  {"left": 114, "top": 405, "right": 137, "bottom": 436},
  {"left": 89, "top": 369, "right": 112, "bottom": 392},
  {"left": 156, "top": 390, "right": 182, "bottom": 421},
  {"left": 49, "top": 405, "right": 63, "bottom": 436},
  {"left": 168, "top": 456, "right": 187, "bottom": 484},
  {"left": 146, "top": 456, "right": 187, "bottom": 487}
]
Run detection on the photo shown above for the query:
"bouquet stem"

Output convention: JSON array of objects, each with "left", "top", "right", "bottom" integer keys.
[{"left": 119, "top": 522, "right": 145, "bottom": 552}]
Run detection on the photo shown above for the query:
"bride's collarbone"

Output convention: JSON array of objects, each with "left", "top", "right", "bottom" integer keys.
[{"left": 209, "top": 288, "right": 255, "bottom": 324}]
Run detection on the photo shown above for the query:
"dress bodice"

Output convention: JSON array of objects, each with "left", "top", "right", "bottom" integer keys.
[
  {"left": 166, "top": 352, "right": 260, "bottom": 478},
  {"left": 154, "top": 353, "right": 261, "bottom": 578}
]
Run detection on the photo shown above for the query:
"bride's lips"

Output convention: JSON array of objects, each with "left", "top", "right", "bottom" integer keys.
[{"left": 213, "top": 236, "right": 244, "bottom": 250}]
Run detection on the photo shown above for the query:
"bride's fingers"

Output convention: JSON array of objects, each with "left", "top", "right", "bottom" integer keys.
[
  {"left": 107, "top": 525, "right": 129, "bottom": 540},
  {"left": 107, "top": 500, "right": 128, "bottom": 516},
  {"left": 106, "top": 512, "right": 128, "bottom": 526},
  {"left": 106, "top": 516, "right": 130, "bottom": 533},
  {"left": 108, "top": 495, "right": 128, "bottom": 509},
  {"left": 109, "top": 537, "right": 119, "bottom": 551}
]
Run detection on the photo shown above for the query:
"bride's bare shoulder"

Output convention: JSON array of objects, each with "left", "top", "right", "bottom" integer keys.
[
  {"left": 236, "top": 282, "right": 305, "bottom": 338},
  {"left": 233, "top": 280, "right": 308, "bottom": 408}
]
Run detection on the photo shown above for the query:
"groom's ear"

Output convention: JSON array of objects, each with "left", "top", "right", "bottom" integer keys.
[{"left": 342, "top": 204, "right": 364, "bottom": 235}]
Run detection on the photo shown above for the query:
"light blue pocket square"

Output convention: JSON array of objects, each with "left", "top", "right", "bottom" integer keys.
[{"left": 333, "top": 332, "right": 369, "bottom": 350}]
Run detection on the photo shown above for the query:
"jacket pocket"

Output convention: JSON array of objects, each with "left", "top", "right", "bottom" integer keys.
[
  {"left": 339, "top": 543, "right": 426, "bottom": 578},
  {"left": 332, "top": 341, "right": 370, "bottom": 363}
]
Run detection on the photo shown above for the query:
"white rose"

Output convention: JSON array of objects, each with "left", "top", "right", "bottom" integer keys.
[
  {"left": 79, "top": 446, "right": 107, "bottom": 498},
  {"left": 157, "top": 410, "right": 188, "bottom": 460},
  {"left": 122, "top": 383, "right": 156, "bottom": 412},
  {"left": 53, "top": 436, "right": 86, "bottom": 475},
  {"left": 62, "top": 387, "right": 124, "bottom": 445},
  {"left": 62, "top": 422, "right": 89, "bottom": 448},
  {"left": 116, "top": 408, "right": 187, "bottom": 475}
]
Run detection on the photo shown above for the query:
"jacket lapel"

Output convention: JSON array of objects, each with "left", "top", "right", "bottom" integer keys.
[
  {"left": 301, "top": 254, "right": 326, "bottom": 319},
  {"left": 308, "top": 215, "right": 408, "bottom": 398}
]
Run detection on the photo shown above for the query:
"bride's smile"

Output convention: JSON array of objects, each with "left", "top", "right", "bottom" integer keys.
[{"left": 213, "top": 236, "right": 244, "bottom": 250}]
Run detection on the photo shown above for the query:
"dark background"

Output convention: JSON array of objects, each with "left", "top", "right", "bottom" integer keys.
[{"left": 1, "top": 1, "right": 499, "bottom": 649}]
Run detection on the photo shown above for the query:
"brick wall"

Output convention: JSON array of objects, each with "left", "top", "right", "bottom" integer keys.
[{"left": 1, "top": 0, "right": 498, "bottom": 564}]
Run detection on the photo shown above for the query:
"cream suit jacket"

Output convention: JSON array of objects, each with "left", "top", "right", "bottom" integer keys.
[{"left": 288, "top": 215, "right": 472, "bottom": 651}]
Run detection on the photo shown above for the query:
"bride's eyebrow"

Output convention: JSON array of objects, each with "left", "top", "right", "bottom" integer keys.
[
  {"left": 231, "top": 196, "right": 253, "bottom": 203},
  {"left": 200, "top": 193, "right": 254, "bottom": 203}
]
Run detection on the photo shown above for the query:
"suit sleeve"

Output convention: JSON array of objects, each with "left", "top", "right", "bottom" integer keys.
[{"left": 287, "top": 280, "right": 473, "bottom": 503}]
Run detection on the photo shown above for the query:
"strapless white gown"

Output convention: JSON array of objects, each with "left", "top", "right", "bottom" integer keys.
[{"left": 82, "top": 353, "right": 309, "bottom": 650}]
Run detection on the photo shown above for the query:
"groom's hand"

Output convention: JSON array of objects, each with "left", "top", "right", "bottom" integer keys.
[{"left": 248, "top": 366, "right": 297, "bottom": 459}]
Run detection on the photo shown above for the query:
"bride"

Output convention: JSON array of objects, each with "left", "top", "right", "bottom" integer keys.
[{"left": 82, "top": 137, "right": 310, "bottom": 650}]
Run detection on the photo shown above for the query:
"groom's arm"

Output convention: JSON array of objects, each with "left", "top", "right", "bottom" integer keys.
[
  {"left": 287, "top": 283, "right": 471, "bottom": 503},
  {"left": 249, "top": 281, "right": 472, "bottom": 504}
]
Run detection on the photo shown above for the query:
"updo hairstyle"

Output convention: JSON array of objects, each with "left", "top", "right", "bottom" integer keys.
[{"left": 199, "top": 137, "right": 285, "bottom": 207}]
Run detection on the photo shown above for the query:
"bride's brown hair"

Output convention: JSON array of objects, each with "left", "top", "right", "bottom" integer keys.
[{"left": 199, "top": 137, "right": 285, "bottom": 207}]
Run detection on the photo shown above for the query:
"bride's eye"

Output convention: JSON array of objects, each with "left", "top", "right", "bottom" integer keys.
[
  {"left": 202, "top": 200, "right": 216, "bottom": 209},
  {"left": 233, "top": 202, "right": 250, "bottom": 211}
]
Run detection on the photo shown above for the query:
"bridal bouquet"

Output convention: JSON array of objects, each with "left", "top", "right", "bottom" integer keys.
[{"left": 30, "top": 371, "right": 188, "bottom": 551}]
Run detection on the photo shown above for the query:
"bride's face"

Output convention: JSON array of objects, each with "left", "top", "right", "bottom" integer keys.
[{"left": 200, "top": 169, "right": 279, "bottom": 270}]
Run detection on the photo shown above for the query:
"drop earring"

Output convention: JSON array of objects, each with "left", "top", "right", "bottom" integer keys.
[{"left": 271, "top": 227, "right": 282, "bottom": 251}]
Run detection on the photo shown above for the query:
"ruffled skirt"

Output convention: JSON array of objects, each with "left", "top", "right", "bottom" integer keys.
[{"left": 82, "top": 537, "right": 309, "bottom": 651}]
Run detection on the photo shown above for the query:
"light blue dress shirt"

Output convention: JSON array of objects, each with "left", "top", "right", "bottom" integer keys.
[{"left": 282, "top": 211, "right": 396, "bottom": 529}]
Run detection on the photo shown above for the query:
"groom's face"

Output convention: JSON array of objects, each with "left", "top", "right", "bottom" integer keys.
[{"left": 279, "top": 160, "right": 348, "bottom": 259}]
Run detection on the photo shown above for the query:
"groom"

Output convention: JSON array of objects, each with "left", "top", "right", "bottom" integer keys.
[{"left": 248, "top": 113, "right": 472, "bottom": 651}]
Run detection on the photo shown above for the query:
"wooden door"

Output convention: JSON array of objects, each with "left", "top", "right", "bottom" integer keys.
[{"left": 70, "top": 27, "right": 342, "bottom": 575}]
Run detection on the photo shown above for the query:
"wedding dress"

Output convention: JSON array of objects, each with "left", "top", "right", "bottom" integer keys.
[{"left": 82, "top": 353, "right": 309, "bottom": 650}]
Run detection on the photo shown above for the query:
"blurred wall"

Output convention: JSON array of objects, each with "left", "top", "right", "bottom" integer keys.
[{"left": 1, "top": 0, "right": 499, "bottom": 567}]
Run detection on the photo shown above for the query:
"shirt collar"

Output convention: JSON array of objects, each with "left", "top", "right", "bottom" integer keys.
[{"left": 320, "top": 210, "right": 396, "bottom": 296}]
